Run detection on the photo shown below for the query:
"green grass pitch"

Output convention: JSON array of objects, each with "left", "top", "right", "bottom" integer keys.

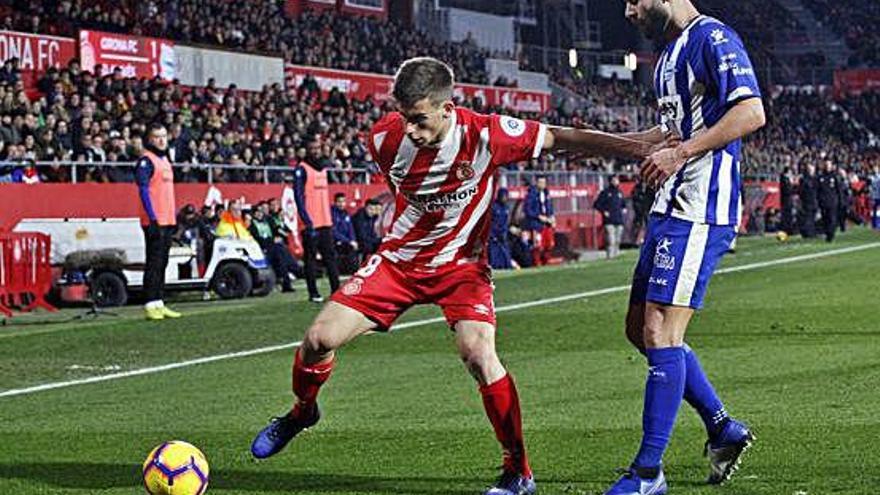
[{"left": 1, "top": 228, "right": 878, "bottom": 494}]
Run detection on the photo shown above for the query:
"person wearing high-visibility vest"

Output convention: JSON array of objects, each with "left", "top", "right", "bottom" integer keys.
[
  {"left": 136, "top": 123, "right": 182, "bottom": 320},
  {"left": 293, "top": 136, "right": 340, "bottom": 302}
]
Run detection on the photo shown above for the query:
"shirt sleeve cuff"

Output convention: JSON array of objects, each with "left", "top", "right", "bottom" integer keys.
[{"left": 532, "top": 124, "right": 548, "bottom": 159}]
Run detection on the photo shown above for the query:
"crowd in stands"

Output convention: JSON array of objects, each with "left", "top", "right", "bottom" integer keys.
[
  {"left": 1, "top": 58, "right": 878, "bottom": 186},
  {"left": 743, "top": 88, "right": 879, "bottom": 178},
  {"left": 802, "top": 0, "right": 880, "bottom": 68},
  {"left": 841, "top": 89, "right": 880, "bottom": 137},
  {"left": 0, "top": 59, "right": 381, "bottom": 184},
  {"left": 0, "top": 0, "right": 877, "bottom": 187},
  {"left": 3, "top": 1, "right": 496, "bottom": 85}
]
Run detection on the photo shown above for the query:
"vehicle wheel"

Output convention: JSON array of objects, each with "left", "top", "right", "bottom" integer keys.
[
  {"left": 250, "top": 271, "right": 276, "bottom": 297},
  {"left": 211, "top": 263, "right": 253, "bottom": 299},
  {"left": 90, "top": 271, "right": 128, "bottom": 307}
]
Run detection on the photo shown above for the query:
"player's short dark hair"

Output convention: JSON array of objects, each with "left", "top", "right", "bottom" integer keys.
[
  {"left": 392, "top": 57, "right": 454, "bottom": 108},
  {"left": 334, "top": 192, "right": 346, "bottom": 201},
  {"left": 147, "top": 122, "right": 166, "bottom": 136},
  {"left": 366, "top": 198, "right": 381, "bottom": 206}
]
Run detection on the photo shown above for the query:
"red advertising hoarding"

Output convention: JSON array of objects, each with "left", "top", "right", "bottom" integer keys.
[
  {"left": 833, "top": 69, "right": 880, "bottom": 98},
  {"left": 79, "top": 30, "right": 175, "bottom": 80},
  {"left": 0, "top": 30, "right": 76, "bottom": 94},
  {"left": 285, "top": 64, "right": 552, "bottom": 113}
]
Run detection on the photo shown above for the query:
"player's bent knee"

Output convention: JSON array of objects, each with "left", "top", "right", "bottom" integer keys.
[
  {"left": 641, "top": 321, "right": 672, "bottom": 349},
  {"left": 456, "top": 336, "right": 498, "bottom": 376},
  {"left": 301, "top": 322, "right": 338, "bottom": 358}
]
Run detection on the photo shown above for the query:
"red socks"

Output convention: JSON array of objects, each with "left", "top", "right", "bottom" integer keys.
[
  {"left": 291, "top": 349, "right": 335, "bottom": 419},
  {"left": 480, "top": 373, "right": 531, "bottom": 478},
  {"left": 291, "top": 350, "right": 531, "bottom": 478}
]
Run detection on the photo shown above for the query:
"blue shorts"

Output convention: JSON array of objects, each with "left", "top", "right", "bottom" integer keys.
[{"left": 630, "top": 215, "right": 736, "bottom": 309}]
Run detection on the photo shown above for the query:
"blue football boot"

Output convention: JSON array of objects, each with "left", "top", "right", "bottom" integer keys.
[
  {"left": 705, "top": 419, "right": 754, "bottom": 484},
  {"left": 251, "top": 406, "right": 320, "bottom": 459},
  {"left": 484, "top": 470, "right": 536, "bottom": 495},
  {"left": 604, "top": 467, "right": 667, "bottom": 495}
]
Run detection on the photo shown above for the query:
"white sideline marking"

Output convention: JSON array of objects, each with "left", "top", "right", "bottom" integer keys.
[{"left": 1, "top": 242, "right": 877, "bottom": 399}]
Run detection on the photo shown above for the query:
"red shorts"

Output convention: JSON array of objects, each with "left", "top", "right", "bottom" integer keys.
[{"left": 330, "top": 254, "right": 496, "bottom": 330}]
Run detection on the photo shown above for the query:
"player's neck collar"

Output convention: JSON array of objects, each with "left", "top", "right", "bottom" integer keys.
[{"left": 665, "top": 13, "right": 703, "bottom": 42}]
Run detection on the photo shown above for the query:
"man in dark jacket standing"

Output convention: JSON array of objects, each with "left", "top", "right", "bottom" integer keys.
[
  {"left": 524, "top": 176, "right": 555, "bottom": 265},
  {"left": 331, "top": 192, "right": 359, "bottom": 274},
  {"left": 817, "top": 160, "right": 839, "bottom": 242},
  {"left": 799, "top": 164, "right": 818, "bottom": 238},
  {"left": 594, "top": 175, "right": 627, "bottom": 259},
  {"left": 779, "top": 166, "right": 796, "bottom": 235}
]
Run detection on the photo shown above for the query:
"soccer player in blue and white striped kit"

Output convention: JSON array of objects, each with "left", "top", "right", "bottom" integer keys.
[{"left": 605, "top": 1, "right": 767, "bottom": 494}]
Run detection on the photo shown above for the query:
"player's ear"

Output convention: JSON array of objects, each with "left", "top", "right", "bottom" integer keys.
[{"left": 441, "top": 100, "right": 455, "bottom": 118}]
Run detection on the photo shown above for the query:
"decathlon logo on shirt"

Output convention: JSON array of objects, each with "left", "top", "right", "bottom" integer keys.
[{"left": 500, "top": 116, "right": 526, "bottom": 137}]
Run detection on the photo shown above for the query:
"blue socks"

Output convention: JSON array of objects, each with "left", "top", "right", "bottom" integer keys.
[
  {"left": 683, "top": 344, "right": 729, "bottom": 439},
  {"left": 634, "top": 347, "right": 686, "bottom": 470}
]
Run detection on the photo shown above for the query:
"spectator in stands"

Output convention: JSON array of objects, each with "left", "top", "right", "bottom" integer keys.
[
  {"left": 799, "top": 164, "right": 819, "bottom": 238},
  {"left": 294, "top": 136, "right": 340, "bottom": 302},
  {"left": 594, "top": 175, "right": 626, "bottom": 259},
  {"left": 137, "top": 123, "right": 181, "bottom": 321},
  {"left": 817, "top": 160, "right": 839, "bottom": 242},
  {"left": 331, "top": 192, "right": 359, "bottom": 274},
  {"left": 489, "top": 188, "right": 513, "bottom": 270},
  {"left": 523, "top": 176, "right": 555, "bottom": 266},
  {"left": 353, "top": 198, "right": 383, "bottom": 258}
]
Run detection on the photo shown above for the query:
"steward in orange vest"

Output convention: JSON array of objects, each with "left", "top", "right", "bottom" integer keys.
[
  {"left": 293, "top": 137, "right": 341, "bottom": 301},
  {"left": 135, "top": 123, "right": 182, "bottom": 320}
]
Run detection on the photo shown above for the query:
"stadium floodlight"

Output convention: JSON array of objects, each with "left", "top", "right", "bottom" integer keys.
[
  {"left": 568, "top": 49, "right": 578, "bottom": 68},
  {"left": 624, "top": 52, "right": 638, "bottom": 71}
]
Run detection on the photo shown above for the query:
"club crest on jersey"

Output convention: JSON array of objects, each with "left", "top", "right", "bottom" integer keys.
[
  {"left": 342, "top": 277, "right": 363, "bottom": 296},
  {"left": 455, "top": 161, "right": 475, "bottom": 181},
  {"left": 499, "top": 116, "right": 526, "bottom": 137}
]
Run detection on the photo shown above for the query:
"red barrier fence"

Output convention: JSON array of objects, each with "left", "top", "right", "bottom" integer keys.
[{"left": 0, "top": 232, "right": 57, "bottom": 317}]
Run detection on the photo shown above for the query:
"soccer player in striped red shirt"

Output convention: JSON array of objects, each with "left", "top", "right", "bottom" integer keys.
[{"left": 252, "top": 57, "right": 658, "bottom": 495}]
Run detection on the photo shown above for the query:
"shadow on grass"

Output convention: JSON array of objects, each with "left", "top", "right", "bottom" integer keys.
[{"left": 0, "top": 461, "right": 483, "bottom": 494}]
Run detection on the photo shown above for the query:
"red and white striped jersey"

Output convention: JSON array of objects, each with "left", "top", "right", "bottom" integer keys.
[{"left": 368, "top": 107, "right": 547, "bottom": 271}]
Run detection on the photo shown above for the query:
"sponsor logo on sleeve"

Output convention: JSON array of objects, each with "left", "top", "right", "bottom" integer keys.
[
  {"left": 711, "top": 29, "right": 729, "bottom": 45},
  {"left": 499, "top": 116, "right": 526, "bottom": 137}
]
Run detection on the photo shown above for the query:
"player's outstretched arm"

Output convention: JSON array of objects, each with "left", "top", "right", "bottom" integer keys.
[
  {"left": 544, "top": 126, "right": 654, "bottom": 161},
  {"left": 621, "top": 126, "right": 667, "bottom": 145},
  {"left": 640, "top": 98, "right": 766, "bottom": 187}
]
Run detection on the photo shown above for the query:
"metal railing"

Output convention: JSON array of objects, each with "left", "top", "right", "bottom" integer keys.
[
  {"left": 2, "top": 160, "right": 786, "bottom": 187},
  {"left": 0, "top": 161, "right": 378, "bottom": 185}
]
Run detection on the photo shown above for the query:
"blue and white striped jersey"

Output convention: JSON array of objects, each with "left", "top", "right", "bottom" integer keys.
[{"left": 651, "top": 16, "right": 761, "bottom": 226}]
